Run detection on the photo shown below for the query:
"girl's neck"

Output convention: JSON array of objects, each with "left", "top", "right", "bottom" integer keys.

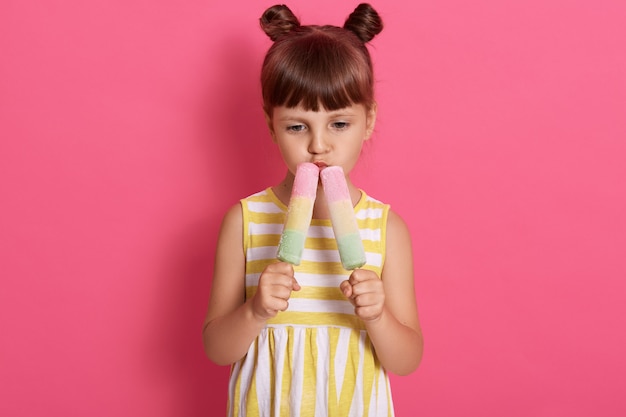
[{"left": 272, "top": 170, "right": 361, "bottom": 219}]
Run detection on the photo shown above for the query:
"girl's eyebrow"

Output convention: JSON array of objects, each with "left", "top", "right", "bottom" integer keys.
[
  {"left": 276, "top": 115, "right": 304, "bottom": 122},
  {"left": 327, "top": 108, "right": 360, "bottom": 117}
]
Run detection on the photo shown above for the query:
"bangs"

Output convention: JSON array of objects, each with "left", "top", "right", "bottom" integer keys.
[{"left": 262, "top": 28, "right": 374, "bottom": 112}]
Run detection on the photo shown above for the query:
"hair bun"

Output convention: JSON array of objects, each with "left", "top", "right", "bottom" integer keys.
[
  {"left": 343, "top": 3, "right": 383, "bottom": 43},
  {"left": 260, "top": 5, "right": 301, "bottom": 41}
]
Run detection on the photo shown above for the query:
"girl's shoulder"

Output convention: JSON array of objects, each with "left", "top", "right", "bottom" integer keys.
[
  {"left": 219, "top": 202, "right": 243, "bottom": 236},
  {"left": 218, "top": 190, "right": 274, "bottom": 241},
  {"left": 384, "top": 207, "right": 413, "bottom": 264}
]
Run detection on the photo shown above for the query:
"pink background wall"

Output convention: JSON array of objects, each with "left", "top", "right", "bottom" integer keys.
[{"left": 1, "top": 0, "right": 625, "bottom": 415}]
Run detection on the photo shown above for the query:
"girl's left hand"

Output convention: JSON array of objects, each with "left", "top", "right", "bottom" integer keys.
[{"left": 340, "top": 269, "right": 385, "bottom": 322}]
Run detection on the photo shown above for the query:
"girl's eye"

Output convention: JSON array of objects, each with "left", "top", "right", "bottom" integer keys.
[
  {"left": 332, "top": 122, "right": 349, "bottom": 130},
  {"left": 286, "top": 124, "right": 306, "bottom": 132}
]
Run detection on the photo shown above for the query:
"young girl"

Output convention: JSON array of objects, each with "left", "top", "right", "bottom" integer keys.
[{"left": 203, "top": 3, "right": 423, "bottom": 416}]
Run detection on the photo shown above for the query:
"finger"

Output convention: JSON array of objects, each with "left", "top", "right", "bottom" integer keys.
[
  {"left": 260, "top": 273, "right": 298, "bottom": 290},
  {"left": 272, "top": 276, "right": 299, "bottom": 292},
  {"left": 253, "top": 298, "right": 282, "bottom": 320},
  {"left": 348, "top": 269, "right": 373, "bottom": 285},
  {"left": 275, "top": 298, "right": 289, "bottom": 312},
  {"left": 270, "top": 261, "right": 295, "bottom": 276},
  {"left": 348, "top": 270, "right": 360, "bottom": 286},
  {"left": 340, "top": 281, "right": 356, "bottom": 307},
  {"left": 269, "top": 285, "right": 294, "bottom": 300},
  {"left": 353, "top": 292, "right": 383, "bottom": 307},
  {"left": 355, "top": 305, "right": 383, "bottom": 322},
  {"left": 351, "top": 276, "right": 383, "bottom": 296},
  {"left": 266, "top": 296, "right": 289, "bottom": 313},
  {"left": 339, "top": 280, "right": 353, "bottom": 298}
]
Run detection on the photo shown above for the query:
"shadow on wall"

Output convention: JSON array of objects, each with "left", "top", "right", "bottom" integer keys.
[{"left": 145, "top": 34, "right": 281, "bottom": 415}]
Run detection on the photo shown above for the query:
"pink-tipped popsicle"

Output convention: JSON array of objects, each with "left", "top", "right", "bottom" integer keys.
[
  {"left": 277, "top": 162, "right": 320, "bottom": 265},
  {"left": 320, "top": 166, "right": 366, "bottom": 270}
]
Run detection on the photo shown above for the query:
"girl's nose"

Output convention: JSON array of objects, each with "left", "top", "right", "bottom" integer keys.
[{"left": 308, "top": 131, "right": 329, "bottom": 154}]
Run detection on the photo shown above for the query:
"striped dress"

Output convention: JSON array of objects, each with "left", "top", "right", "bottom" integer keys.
[{"left": 228, "top": 187, "right": 394, "bottom": 417}]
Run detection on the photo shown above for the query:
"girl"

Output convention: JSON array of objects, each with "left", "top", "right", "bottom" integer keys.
[{"left": 203, "top": 4, "right": 423, "bottom": 416}]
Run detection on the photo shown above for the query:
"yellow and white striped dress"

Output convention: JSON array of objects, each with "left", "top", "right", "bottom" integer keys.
[{"left": 228, "top": 188, "right": 394, "bottom": 417}]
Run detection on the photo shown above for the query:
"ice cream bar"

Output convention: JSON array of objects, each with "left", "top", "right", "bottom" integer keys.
[
  {"left": 277, "top": 162, "right": 320, "bottom": 265},
  {"left": 320, "top": 166, "right": 366, "bottom": 270}
]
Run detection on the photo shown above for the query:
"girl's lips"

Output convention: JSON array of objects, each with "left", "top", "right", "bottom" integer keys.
[{"left": 313, "top": 161, "right": 328, "bottom": 169}]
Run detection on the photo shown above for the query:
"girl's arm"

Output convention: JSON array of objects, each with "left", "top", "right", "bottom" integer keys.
[
  {"left": 341, "top": 210, "right": 424, "bottom": 375},
  {"left": 202, "top": 204, "right": 299, "bottom": 366},
  {"left": 202, "top": 204, "right": 262, "bottom": 365}
]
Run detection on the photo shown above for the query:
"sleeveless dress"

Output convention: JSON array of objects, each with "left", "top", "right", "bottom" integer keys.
[{"left": 228, "top": 188, "right": 395, "bottom": 417}]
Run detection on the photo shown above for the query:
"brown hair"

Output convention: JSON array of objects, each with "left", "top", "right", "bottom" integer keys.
[{"left": 259, "top": 3, "right": 383, "bottom": 114}]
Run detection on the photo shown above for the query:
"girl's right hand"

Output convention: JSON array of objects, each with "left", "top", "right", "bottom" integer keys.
[{"left": 251, "top": 262, "right": 301, "bottom": 321}]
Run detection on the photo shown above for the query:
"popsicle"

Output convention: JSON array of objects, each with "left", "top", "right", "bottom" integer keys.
[
  {"left": 320, "top": 166, "right": 366, "bottom": 270},
  {"left": 277, "top": 162, "right": 320, "bottom": 265}
]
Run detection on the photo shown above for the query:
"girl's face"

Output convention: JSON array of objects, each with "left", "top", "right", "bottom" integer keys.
[{"left": 267, "top": 102, "right": 376, "bottom": 177}]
